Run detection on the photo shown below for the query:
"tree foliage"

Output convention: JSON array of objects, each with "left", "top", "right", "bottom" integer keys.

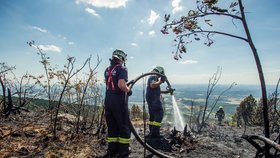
[
  {"left": 235, "top": 92, "right": 280, "bottom": 131},
  {"left": 131, "top": 104, "right": 142, "bottom": 120},
  {"left": 236, "top": 94, "right": 257, "bottom": 126},
  {"left": 162, "top": 0, "right": 242, "bottom": 60}
]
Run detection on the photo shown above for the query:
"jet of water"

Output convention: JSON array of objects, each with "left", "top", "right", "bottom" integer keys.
[{"left": 172, "top": 95, "right": 186, "bottom": 131}]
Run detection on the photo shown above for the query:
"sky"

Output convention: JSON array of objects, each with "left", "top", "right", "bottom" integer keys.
[{"left": 0, "top": 0, "right": 279, "bottom": 86}]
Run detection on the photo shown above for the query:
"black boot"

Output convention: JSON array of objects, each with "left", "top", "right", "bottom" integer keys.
[
  {"left": 115, "top": 145, "right": 131, "bottom": 158},
  {"left": 107, "top": 142, "right": 118, "bottom": 157},
  {"left": 151, "top": 126, "right": 161, "bottom": 138},
  {"left": 146, "top": 125, "right": 153, "bottom": 137},
  {"left": 114, "top": 151, "right": 131, "bottom": 158},
  {"left": 96, "top": 152, "right": 111, "bottom": 158}
]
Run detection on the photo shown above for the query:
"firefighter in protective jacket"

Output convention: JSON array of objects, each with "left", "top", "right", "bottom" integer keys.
[
  {"left": 215, "top": 106, "right": 225, "bottom": 126},
  {"left": 103, "top": 49, "right": 131, "bottom": 158},
  {"left": 146, "top": 66, "right": 172, "bottom": 138}
]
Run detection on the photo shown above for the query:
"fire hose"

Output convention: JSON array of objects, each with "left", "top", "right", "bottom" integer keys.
[{"left": 127, "top": 72, "right": 174, "bottom": 158}]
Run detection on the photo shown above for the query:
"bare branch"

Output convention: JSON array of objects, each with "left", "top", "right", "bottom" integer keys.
[
  {"left": 205, "top": 82, "right": 237, "bottom": 122},
  {"left": 177, "top": 30, "right": 248, "bottom": 42}
]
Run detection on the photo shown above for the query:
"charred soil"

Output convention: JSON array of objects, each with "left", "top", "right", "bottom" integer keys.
[{"left": 0, "top": 112, "right": 266, "bottom": 158}]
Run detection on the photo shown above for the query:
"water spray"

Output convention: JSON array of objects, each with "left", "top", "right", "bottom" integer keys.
[{"left": 172, "top": 95, "right": 186, "bottom": 131}]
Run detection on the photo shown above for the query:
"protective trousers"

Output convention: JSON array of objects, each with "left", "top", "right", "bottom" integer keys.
[
  {"left": 218, "top": 116, "right": 223, "bottom": 125},
  {"left": 147, "top": 98, "right": 163, "bottom": 137},
  {"left": 105, "top": 93, "right": 131, "bottom": 157}
]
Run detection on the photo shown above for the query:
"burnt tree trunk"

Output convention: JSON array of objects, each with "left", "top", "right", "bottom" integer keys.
[
  {"left": 0, "top": 76, "right": 6, "bottom": 116},
  {"left": 239, "top": 0, "right": 269, "bottom": 156}
]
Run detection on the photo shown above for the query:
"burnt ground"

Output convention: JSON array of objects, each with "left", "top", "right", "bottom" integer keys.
[
  {"left": 0, "top": 112, "right": 271, "bottom": 158},
  {"left": 128, "top": 124, "right": 263, "bottom": 158}
]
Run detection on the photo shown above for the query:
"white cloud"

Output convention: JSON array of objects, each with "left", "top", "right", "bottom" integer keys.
[
  {"left": 76, "top": 0, "right": 128, "bottom": 8},
  {"left": 172, "top": 0, "right": 183, "bottom": 14},
  {"left": 148, "top": 10, "right": 160, "bottom": 26},
  {"left": 85, "top": 7, "right": 100, "bottom": 17},
  {"left": 38, "top": 45, "right": 62, "bottom": 53},
  {"left": 68, "top": 42, "right": 75, "bottom": 45},
  {"left": 131, "top": 43, "right": 138, "bottom": 47},
  {"left": 179, "top": 60, "right": 198, "bottom": 64},
  {"left": 139, "top": 31, "right": 144, "bottom": 35},
  {"left": 57, "top": 34, "right": 67, "bottom": 40},
  {"left": 148, "top": 30, "right": 156, "bottom": 37},
  {"left": 31, "top": 26, "right": 48, "bottom": 33}
]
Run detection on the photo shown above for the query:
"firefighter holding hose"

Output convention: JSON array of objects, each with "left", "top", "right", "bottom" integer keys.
[
  {"left": 146, "top": 66, "right": 174, "bottom": 138},
  {"left": 101, "top": 49, "right": 132, "bottom": 158}
]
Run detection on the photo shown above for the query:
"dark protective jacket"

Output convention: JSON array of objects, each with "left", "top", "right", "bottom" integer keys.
[
  {"left": 216, "top": 108, "right": 225, "bottom": 119},
  {"left": 104, "top": 63, "right": 131, "bottom": 156}
]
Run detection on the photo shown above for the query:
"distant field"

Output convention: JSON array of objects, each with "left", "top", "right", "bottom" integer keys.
[{"left": 128, "top": 84, "right": 277, "bottom": 115}]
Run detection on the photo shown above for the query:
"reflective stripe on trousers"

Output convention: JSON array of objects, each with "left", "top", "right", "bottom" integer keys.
[{"left": 107, "top": 137, "right": 131, "bottom": 144}]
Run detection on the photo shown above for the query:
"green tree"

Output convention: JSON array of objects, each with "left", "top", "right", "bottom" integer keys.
[
  {"left": 131, "top": 104, "right": 142, "bottom": 120},
  {"left": 258, "top": 92, "right": 280, "bottom": 131},
  {"left": 238, "top": 94, "right": 257, "bottom": 125}
]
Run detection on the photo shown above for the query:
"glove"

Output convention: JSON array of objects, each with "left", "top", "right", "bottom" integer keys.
[
  {"left": 170, "top": 88, "right": 175, "bottom": 95},
  {"left": 160, "top": 76, "right": 166, "bottom": 83},
  {"left": 127, "top": 90, "right": 132, "bottom": 96},
  {"left": 169, "top": 88, "right": 175, "bottom": 95},
  {"left": 127, "top": 80, "right": 134, "bottom": 87}
]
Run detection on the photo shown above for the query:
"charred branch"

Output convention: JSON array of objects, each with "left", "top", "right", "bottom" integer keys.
[
  {"left": 5, "top": 88, "right": 13, "bottom": 118},
  {"left": 1, "top": 76, "right": 6, "bottom": 116},
  {"left": 242, "top": 134, "right": 280, "bottom": 157}
]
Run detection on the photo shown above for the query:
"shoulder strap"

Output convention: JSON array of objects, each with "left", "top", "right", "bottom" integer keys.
[{"left": 106, "top": 64, "right": 121, "bottom": 90}]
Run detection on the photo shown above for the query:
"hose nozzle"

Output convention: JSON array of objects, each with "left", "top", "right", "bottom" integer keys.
[
  {"left": 127, "top": 80, "right": 135, "bottom": 88},
  {"left": 167, "top": 87, "right": 175, "bottom": 95}
]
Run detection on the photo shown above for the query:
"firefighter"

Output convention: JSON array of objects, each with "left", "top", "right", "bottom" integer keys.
[
  {"left": 146, "top": 66, "right": 173, "bottom": 138},
  {"left": 103, "top": 49, "right": 132, "bottom": 158},
  {"left": 215, "top": 106, "right": 225, "bottom": 126}
]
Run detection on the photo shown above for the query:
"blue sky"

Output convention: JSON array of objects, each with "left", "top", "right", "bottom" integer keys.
[{"left": 0, "top": 0, "right": 279, "bottom": 85}]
